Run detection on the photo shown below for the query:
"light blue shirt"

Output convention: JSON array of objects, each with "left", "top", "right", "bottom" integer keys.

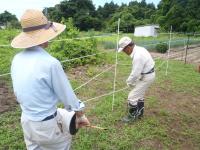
[{"left": 11, "top": 46, "right": 84, "bottom": 121}]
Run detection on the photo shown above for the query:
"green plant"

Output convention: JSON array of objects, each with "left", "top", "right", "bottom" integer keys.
[
  {"left": 46, "top": 18, "right": 103, "bottom": 69},
  {"left": 60, "top": 17, "right": 79, "bottom": 38},
  {"left": 155, "top": 42, "right": 168, "bottom": 53},
  {"left": 48, "top": 39, "right": 102, "bottom": 69}
]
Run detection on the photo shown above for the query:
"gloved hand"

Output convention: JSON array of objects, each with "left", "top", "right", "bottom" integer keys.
[
  {"left": 126, "top": 82, "right": 135, "bottom": 88},
  {"left": 76, "top": 114, "right": 90, "bottom": 128},
  {"left": 126, "top": 79, "right": 136, "bottom": 88}
]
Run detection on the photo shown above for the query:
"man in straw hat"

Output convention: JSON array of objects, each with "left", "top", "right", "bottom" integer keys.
[
  {"left": 118, "top": 36, "right": 155, "bottom": 123},
  {"left": 11, "top": 9, "right": 90, "bottom": 150}
]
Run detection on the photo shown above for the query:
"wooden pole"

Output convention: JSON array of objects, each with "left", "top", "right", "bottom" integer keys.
[
  {"left": 184, "top": 35, "right": 190, "bottom": 64},
  {"left": 112, "top": 18, "right": 120, "bottom": 111},
  {"left": 165, "top": 26, "right": 172, "bottom": 76}
]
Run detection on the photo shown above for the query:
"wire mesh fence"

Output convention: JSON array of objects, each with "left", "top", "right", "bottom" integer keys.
[{"left": 0, "top": 32, "right": 200, "bottom": 114}]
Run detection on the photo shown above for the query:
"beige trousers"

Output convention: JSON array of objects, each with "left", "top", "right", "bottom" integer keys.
[
  {"left": 128, "top": 72, "right": 155, "bottom": 105},
  {"left": 21, "top": 109, "right": 73, "bottom": 150}
]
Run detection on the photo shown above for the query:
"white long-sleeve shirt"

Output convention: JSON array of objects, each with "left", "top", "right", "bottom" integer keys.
[
  {"left": 11, "top": 46, "right": 84, "bottom": 121},
  {"left": 126, "top": 45, "right": 155, "bottom": 85}
]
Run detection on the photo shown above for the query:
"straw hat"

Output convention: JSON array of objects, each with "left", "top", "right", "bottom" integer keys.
[{"left": 11, "top": 9, "right": 66, "bottom": 48}]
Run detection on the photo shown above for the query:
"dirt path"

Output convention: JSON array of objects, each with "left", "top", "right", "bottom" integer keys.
[
  {"left": 0, "top": 81, "right": 17, "bottom": 113},
  {"left": 144, "top": 80, "right": 200, "bottom": 149},
  {"left": 151, "top": 44, "right": 200, "bottom": 65}
]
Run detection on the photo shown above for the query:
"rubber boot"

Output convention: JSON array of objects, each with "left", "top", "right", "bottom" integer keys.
[
  {"left": 121, "top": 103, "right": 138, "bottom": 123},
  {"left": 137, "top": 99, "right": 144, "bottom": 119}
]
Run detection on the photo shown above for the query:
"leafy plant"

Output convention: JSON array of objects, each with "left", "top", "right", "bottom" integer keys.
[
  {"left": 48, "top": 39, "right": 102, "bottom": 69},
  {"left": 155, "top": 42, "right": 168, "bottom": 53},
  {"left": 61, "top": 17, "right": 79, "bottom": 38},
  {"left": 49, "top": 18, "right": 102, "bottom": 69}
]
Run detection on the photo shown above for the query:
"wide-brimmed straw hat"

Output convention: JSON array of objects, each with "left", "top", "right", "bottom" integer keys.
[
  {"left": 118, "top": 36, "right": 132, "bottom": 52},
  {"left": 11, "top": 9, "right": 66, "bottom": 49}
]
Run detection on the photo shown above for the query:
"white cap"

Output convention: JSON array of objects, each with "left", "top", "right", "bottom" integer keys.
[{"left": 118, "top": 36, "right": 132, "bottom": 52}]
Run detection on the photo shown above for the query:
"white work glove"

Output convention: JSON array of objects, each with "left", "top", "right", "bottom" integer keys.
[
  {"left": 126, "top": 79, "right": 135, "bottom": 88},
  {"left": 76, "top": 114, "right": 90, "bottom": 128},
  {"left": 127, "top": 83, "right": 135, "bottom": 88}
]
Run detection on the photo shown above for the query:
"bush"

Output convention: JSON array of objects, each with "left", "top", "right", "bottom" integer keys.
[
  {"left": 48, "top": 18, "right": 103, "bottom": 69},
  {"left": 0, "top": 29, "right": 20, "bottom": 74},
  {"left": 48, "top": 38, "right": 102, "bottom": 69},
  {"left": 60, "top": 17, "right": 79, "bottom": 39},
  {"left": 155, "top": 43, "right": 168, "bottom": 53}
]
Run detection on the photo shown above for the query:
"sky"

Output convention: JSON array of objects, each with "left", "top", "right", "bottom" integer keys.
[{"left": 0, "top": 0, "right": 160, "bottom": 19}]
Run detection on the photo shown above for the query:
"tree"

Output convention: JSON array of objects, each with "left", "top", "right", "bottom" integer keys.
[
  {"left": 97, "top": 2, "right": 119, "bottom": 19},
  {"left": 187, "top": 19, "right": 199, "bottom": 33},
  {"left": 0, "top": 11, "right": 19, "bottom": 28},
  {"left": 45, "top": 0, "right": 102, "bottom": 31},
  {"left": 155, "top": 0, "right": 200, "bottom": 32},
  {"left": 108, "top": 1, "right": 156, "bottom": 32},
  {"left": 140, "top": 0, "right": 147, "bottom": 7},
  {"left": 44, "top": 0, "right": 200, "bottom": 33}
]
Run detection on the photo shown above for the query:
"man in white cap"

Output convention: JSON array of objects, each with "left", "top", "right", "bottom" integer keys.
[
  {"left": 118, "top": 36, "right": 155, "bottom": 123},
  {"left": 11, "top": 9, "right": 90, "bottom": 150}
]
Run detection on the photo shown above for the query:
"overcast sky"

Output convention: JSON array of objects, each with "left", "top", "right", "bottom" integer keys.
[{"left": 0, "top": 0, "right": 160, "bottom": 19}]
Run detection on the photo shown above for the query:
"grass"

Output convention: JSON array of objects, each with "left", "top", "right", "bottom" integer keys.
[
  {"left": 0, "top": 29, "right": 200, "bottom": 149},
  {"left": 0, "top": 107, "right": 25, "bottom": 149},
  {"left": 1, "top": 53, "right": 200, "bottom": 149},
  {"left": 96, "top": 33, "right": 200, "bottom": 51}
]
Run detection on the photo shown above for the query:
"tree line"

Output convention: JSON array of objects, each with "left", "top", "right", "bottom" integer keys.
[
  {"left": 0, "top": 0, "right": 200, "bottom": 33},
  {"left": 0, "top": 11, "right": 20, "bottom": 29}
]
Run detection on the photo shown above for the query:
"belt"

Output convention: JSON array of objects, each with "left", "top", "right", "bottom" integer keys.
[
  {"left": 141, "top": 67, "right": 154, "bottom": 75},
  {"left": 42, "top": 111, "right": 57, "bottom": 121}
]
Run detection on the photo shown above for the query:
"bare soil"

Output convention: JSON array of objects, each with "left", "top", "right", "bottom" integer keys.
[
  {"left": 0, "top": 80, "right": 17, "bottom": 113},
  {"left": 151, "top": 44, "right": 200, "bottom": 65},
  {"left": 143, "top": 80, "right": 200, "bottom": 149}
]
